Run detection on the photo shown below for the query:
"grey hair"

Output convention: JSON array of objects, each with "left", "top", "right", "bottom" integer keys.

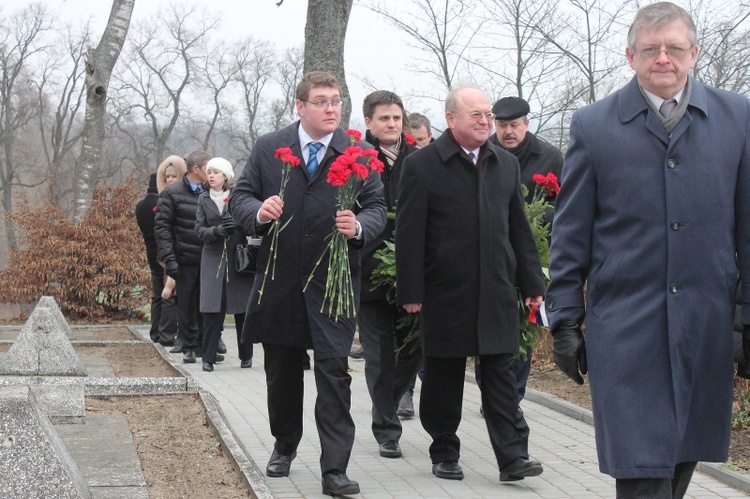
[
  {"left": 627, "top": 2, "right": 697, "bottom": 50},
  {"left": 408, "top": 112, "right": 431, "bottom": 131},
  {"left": 445, "top": 82, "right": 483, "bottom": 113}
]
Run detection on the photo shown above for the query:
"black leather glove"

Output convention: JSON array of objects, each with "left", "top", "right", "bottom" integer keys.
[
  {"left": 552, "top": 320, "right": 588, "bottom": 385},
  {"left": 165, "top": 260, "right": 179, "bottom": 280},
  {"left": 220, "top": 214, "right": 237, "bottom": 234},
  {"left": 215, "top": 224, "right": 230, "bottom": 238}
]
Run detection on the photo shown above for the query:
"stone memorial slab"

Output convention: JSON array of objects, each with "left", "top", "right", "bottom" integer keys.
[
  {"left": 0, "top": 306, "right": 86, "bottom": 376},
  {"left": 0, "top": 386, "right": 91, "bottom": 499},
  {"left": 36, "top": 296, "right": 73, "bottom": 338}
]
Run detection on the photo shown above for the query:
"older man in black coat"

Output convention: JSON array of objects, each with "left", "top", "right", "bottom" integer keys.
[
  {"left": 231, "top": 72, "right": 386, "bottom": 497},
  {"left": 396, "top": 84, "right": 546, "bottom": 484}
]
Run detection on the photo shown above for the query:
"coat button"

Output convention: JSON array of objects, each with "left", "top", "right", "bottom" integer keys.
[
  {"left": 303, "top": 229, "right": 309, "bottom": 237},
  {"left": 306, "top": 187, "right": 312, "bottom": 194},
  {"left": 671, "top": 220, "right": 680, "bottom": 230},
  {"left": 547, "top": 301, "right": 555, "bottom": 309},
  {"left": 667, "top": 159, "right": 676, "bottom": 169},
  {"left": 670, "top": 283, "right": 678, "bottom": 293}
]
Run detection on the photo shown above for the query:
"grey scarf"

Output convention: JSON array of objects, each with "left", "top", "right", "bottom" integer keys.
[{"left": 639, "top": 78, "right": 691, "bottom": 134}]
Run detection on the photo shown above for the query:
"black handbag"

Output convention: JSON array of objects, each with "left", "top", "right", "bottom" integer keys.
[{"left": 235, "top": 237, "right": 262, "bottom": 275}]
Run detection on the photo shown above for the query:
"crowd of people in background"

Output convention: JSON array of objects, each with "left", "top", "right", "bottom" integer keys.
[{"left": 133, "top": 3, "right": 750, "bottom": 497}]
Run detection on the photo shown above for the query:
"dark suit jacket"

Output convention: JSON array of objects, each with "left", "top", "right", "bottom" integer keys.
[
  {"left": 231, "top": 123, "right": 387, "bottom": 359},
  {"left": 396, "top": 131, "right": 545, "bottom": 357}
]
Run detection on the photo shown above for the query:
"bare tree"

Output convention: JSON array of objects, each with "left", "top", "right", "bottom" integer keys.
[
  {"left": 76, "top": 0, "right": 135, "bottom": 221},
  {"left": 34, "top": 22, "right": 90, "bottom": 211},
  {"left": 0, "top": 3, "right": 51, "bottom": 251},
  {"left": 113, "top": 3, "right": 218, "bottom": 171},
  {"left": 268, "top": 45, "right": 304, "bottom": 131},
  {"left": 477, "top": 0, "right": 567, "bottom": 134},
  {"left": 302, "top": 0, "right": 355, "bottom": 127},
  {"left": 192, "top": 39, "right": 241, "bottom": 150},
  {"left": 365, "top": 0, "right": 485, "bottom": 91},
  {"left": 689, "top": 0, "right": 750, "bottom": 96},
  {"left": 533, "top": 0, "right": 634, "bottom": 105}
]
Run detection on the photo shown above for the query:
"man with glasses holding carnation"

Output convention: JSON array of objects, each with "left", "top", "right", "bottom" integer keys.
[
  {"left": 546, "top": 3, "right": 750, "bottom": 497},
  {"left": 396, "top": 83, "right": 546, "bottom": 484},
  {"left": 231, "top": 71, "right": 386, "bottom": 497}
]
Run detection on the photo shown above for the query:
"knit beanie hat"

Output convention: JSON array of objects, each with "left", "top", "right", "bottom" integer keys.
[{"left": 206, "top": 157, "right": 234, "bottom": 183}]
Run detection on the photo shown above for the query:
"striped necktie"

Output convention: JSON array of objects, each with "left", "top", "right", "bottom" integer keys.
[{"left": 307, "top": 142, "right": 323, "bottom": 177}]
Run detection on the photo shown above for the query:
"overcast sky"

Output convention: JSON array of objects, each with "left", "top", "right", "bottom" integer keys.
[{"left": 12, "top": 0, "right": 448, "bottom": 130}]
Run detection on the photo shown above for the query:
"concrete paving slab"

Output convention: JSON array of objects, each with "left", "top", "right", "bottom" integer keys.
[{"left": 130, "top": 324, "right": 750, "bottom": 499}]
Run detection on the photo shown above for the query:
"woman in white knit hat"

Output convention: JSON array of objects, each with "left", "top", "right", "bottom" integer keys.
[{"left": 195, "top": 157, "right": 254, "bottom": 371}]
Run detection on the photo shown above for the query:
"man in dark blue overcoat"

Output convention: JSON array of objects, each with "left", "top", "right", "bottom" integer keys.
[{"left": 546, "top": 3, "right": 750, "bottom": 497}]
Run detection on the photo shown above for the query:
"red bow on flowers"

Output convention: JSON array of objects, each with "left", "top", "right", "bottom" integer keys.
[{"left": 532, "top": 172, "right": 560, "bottom": 198}]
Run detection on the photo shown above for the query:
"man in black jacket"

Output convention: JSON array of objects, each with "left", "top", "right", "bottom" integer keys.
[
  {"left": 484, "top": 97, "right": 564, "bottom": 403},
  {"left": 135, "top": 172, "right": 177, "bottom": 346},
  {"left": 358, "top": 91, "right": 421, "bottom": 460},
  {"left": 154, "top": 150, "right": 210, "bottom": 363}
]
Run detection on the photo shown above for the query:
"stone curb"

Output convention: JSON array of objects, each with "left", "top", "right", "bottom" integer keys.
[
  {"left": 141, "top": 329, "right": 277, "bottom": 499},
  {"left": 198, "top": 389, "right": 275, "bottom": 499}
]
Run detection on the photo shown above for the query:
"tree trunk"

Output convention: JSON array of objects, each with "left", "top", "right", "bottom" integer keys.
[
  {"left": 303, "top": 0, "right": 354, "bottom": 128},
  {"left": 76, "top": 0, "right": 135, "bottom": 222}
]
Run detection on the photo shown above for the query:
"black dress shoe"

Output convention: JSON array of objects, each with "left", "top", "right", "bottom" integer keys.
[
  {"left": 432, "top": 461, "right": 464, "bottom": 480},
  {"left": 159, "top": 339, "right": 175, "bottom": 347},
  {"left": 183, "top": 350, "right": 196, "bottom": 363},
  {"left": 266, "top": 449, "right": 296, "bottom": 477},
  {"left": 169, "top": 340, "right": 182, "bottom": 353},
  {"left": 202, "top": 362, "right": 213, "bottom": 372},
  {"left": 379, "top": 440, "right": 402, "bottom": 458},
  {"left": 215, "top": 354, "right": 225, "bottom": 363},
  {"left": 240, "top": 359, "right": 253, "bottom": 368},
  {"left": 322, "top": 470, "right": 359, "bottom": 496},
  {"left": 217, "top": 338, "right": 227, "bottom": 354},
  {"left": 499, "top": 457, "right": 543, "bottom": 482}
]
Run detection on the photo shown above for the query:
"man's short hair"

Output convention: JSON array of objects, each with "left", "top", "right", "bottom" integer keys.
[
  {"left": 362, "top": 91, "right": 405, "bottom": 119},
  {"left": 445, "top": 82, "right": 482, "bottom": 114},
  {"left": 408, "top": 113, "right": 431, "bottom": 132},
  {"left": 186, "top": 150, "right": 210, "bottom": 170},
  {"left": 627, "top": 1, "right": 697, "bottom": 50},
  {"left": 295, "top": 71, "right": 339, "bottom": 101}
]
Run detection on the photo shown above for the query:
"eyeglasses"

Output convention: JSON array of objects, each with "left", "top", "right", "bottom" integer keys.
[
  {"left": 304, "top": 99, "right": 345, "bottom": 109},
  {"left": 637, "top": 46, "right": 692, "bottom": 60},
  {"left": 454, "top": 111, "right": 495, "bottom": 122}
]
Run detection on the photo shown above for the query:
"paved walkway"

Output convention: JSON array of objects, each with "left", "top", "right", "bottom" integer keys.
[{"left": 134, "top": 327, "right": 748, "bottom": 498}]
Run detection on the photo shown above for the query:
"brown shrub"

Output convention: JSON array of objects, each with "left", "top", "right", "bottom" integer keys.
[{"left": 0, "top": 177, "right": 150, "bottom": 320}]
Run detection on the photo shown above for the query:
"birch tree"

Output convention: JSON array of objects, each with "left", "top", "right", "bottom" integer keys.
[{"left": 76, "top": 0, "right": 135, "bottom": 221}]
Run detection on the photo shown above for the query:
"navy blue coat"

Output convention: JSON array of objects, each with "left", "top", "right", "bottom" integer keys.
[
  {"left": 230, "top": 123, "right": 387, "bottom": 360},
  {"left": 546, "top": 77, "right": 750, "bottom": 479}
]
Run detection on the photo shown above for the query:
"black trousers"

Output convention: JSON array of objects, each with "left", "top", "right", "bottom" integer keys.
[
  {"left": 263, "top": 343, "right": 354, "bottom": 474},
  {"left": 149, "top": 270, "right": 177, "bottom": 344},
  {"left": 615, "top": 462, "right": 697, "bottom": 498},
  {"left": 421, "top": 354, "right": 529, "bottom": 468},
  {"left": 358, "top": 300, "right": 423, "bottom": 443},
  {"left": 202, "top": 313, "right": 253, "bottom": 363},
  {"left": 175, "top": 264, "right": 202, "bottom": 353},
  {"left": 475, "top": 346, "right": 533, "bottom": 404}
]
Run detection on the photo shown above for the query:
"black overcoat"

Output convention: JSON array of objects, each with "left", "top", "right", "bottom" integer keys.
[
  {"left": 195, "top": 192, "right": 254, "bottom": 315},
  {"left": 231, "top": 123, "right": 387, "bottom": 360},
  {"left": 395, "top": 132, "right": 545, "bottom": 357}
]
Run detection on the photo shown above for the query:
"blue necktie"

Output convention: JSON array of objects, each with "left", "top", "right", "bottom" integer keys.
[{"left": 307, "top": 142, "right": 323, "bottom": 178}]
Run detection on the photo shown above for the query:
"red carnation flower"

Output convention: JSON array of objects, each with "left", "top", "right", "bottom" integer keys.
[
  {"left": 404, "top": 133, "right": 416, "bottom": 145},
  {"left": 346, "top": 129, "right": 362, "bottom": 143}
]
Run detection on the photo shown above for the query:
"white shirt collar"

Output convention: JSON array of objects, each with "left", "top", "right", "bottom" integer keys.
[
  {"left": 298, "top": 125, "right": 334, "bottom": 162},
  {"left": 642, "top": 86, "right": 685, "bottom": 110},
  {"left": 461, "top": 146, "right": 480, "bottom": 164}
]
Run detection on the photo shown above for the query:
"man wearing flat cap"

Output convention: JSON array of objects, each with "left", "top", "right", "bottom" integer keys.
[{"left": 480, "top": 96, "right": 563, "bottom": 405}]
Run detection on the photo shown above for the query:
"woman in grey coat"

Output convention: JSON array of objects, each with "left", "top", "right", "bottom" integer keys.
[{"left": 195, "top": 157, "right": 254, "bottom": 372}]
